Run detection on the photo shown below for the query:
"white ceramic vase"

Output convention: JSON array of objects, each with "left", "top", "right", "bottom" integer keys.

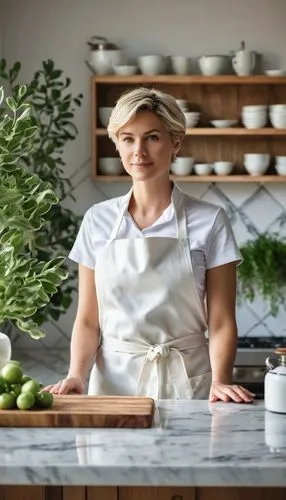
[{"left": 0, "top": 332, "right": 12, "bottom": 369}]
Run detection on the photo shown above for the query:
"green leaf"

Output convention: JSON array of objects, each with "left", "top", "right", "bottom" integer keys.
[{"left": 6, "top": 96, "right": 16, "bottom": 112}]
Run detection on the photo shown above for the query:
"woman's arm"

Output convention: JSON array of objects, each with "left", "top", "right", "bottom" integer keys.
[
  {"left": 45, "top": 264, "right": 99, "bottom": 394},
  {"left": 67, "top": 264, "right": 100, "bottom": 380},
  {"left": 206, "top": 262, "right": 254, "bottom": 403}
]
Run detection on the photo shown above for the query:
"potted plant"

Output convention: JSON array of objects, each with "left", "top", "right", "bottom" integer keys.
[
  {"left": 0, "top": 58, "right": 83, "bottom": 331},
  {"left": 0, "top": 83, "right": 68, "bottom": 360},
  {"left": 237, "top": 232, "right": 286, "bottom": 316}
]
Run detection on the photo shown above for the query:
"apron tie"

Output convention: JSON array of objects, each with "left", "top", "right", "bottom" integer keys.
[
  {"left": 147, "top": 344, "right": 170, "bottom": 362},
  {"left": 102, "top": 335, "right": 207, "bottom": 400}
]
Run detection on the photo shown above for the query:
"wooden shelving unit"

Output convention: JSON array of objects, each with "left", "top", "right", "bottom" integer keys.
[
  {"left": 91, "top": 75, "right": 286, "bottom": 182},
  {"left": 94, "top": 174, "right": 286, "bottom": 183}
]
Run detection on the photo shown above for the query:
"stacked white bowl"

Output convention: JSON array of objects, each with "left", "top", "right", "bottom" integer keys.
[
  {"left": 170, "top": 157, "right": 194, "bottom": 176},
  {"left": 184, "top": 111, "right": 200, "bottom": 127},
  {"left": 275, "top": 156, "right": 286, "bottom": 175},
  {"left": 213, "top": 161, "right": 234, "bottom": 175},
  {"left": 194, "top": 163, "right": 213, "bottom": 175},
  {"left": 175, "top": 100, "right": 200, "bottom": 127},
  {"left": 269, "top": 104, "right": 286, "bottom": 129},
  {"left": 98, "top": 107, "right": 113, "bottom": 128},
  {"left": 98, "top": 158, "right": 124, "bottom": 175},
  {"left": 241, "top": 105, "right": 267, "bottom": 129},
  {"left": 244, "top": 153, "right": 270, "bottom": 176}
]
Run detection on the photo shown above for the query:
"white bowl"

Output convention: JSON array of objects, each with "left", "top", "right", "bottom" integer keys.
[
  {"left": 275, "top": 163, "right": 286, "bottom": 175},
  {"left": 98, "top": 107, "right": 113, "bottom": 128},
  {"left": 198, "top": 55, "right": 229, "bottom": 76},
  {"left": 265, "top": 69, "right": 286, "bottom": 76},
  {"left": 269, "top": 104, "right": 286, "bottom": 112},
  {"left": 170, "top": 56, "right": 192, "bottom": 75},
  {"left": 184, "top": 112, "right": 200, "bottom": 127},
  {"left": 242, "top": 105, "right": 267, "bottom": 112},
  {"left": 211, "top": 120, "right": 237, "bottom": 128},
  {"left": 170, "top": 157, "right": 194, "bottom": 176},
  {"left": 194, "top": 163, "right": 212, "bottom": 176},
  {"left": 242, "top": 114, "right": 267, "bottom": 129},
  {"left": 213, "top": 161, "right": 234, "bottom": 175},
  {"left": 98, "top": 158, "right": 124, "bottom": 176},
  {"left": 244, "top": 154, "right": 270, "bottom": 175},
  {"left": 275, "top": 156, "right": 286, "bottom": 164},
  {"left": 113, "top": 65, "right": 138, "bottom": 76},
  {"left": 138, "top": 55, "right": 167, "bottom": 75},
  {"left": 269, "top": 114, "right": 286, "bottom": 129},
  {"left": 244, "top": 164, "right": 269, "bottom": 176}
]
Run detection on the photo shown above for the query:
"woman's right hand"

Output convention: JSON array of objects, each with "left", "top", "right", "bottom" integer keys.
[{"left": 43, "top": 375, "right": 85, "bottom": 395}]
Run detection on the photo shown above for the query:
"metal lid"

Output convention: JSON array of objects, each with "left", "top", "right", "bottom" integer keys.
[{"left": 87, "top": 36, "right": 120, "bottom": 51}]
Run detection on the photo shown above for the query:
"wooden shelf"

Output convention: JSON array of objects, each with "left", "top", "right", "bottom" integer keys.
[
  {"left": 93, "top": 175, "right": 286, "bottom": 183},
  {"left": 92, "top": 74, "right": 286, "bottom": 182},
  {"left": 95, "top": 128, "right": 286, "bottom": 136},
  {"left": 92, "top": 75, "right": 286, "bottom": 85}
]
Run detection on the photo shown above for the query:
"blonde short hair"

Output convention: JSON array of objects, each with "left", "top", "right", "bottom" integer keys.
[{"left": 107, "top": 87, "right": 186, "bottom": 144}]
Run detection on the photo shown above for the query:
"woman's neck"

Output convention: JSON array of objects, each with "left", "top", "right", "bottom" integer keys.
[{"left": 128, "top": 178, "right": 173, "bottom": 230}]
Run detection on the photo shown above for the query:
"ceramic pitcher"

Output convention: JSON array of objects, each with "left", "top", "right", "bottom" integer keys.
[{"left": 232, "top": 41, "right": 256, "bottom": 76}]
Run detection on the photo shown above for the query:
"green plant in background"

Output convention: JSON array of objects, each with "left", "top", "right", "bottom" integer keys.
[
  {"left": 0, "top": 59, "right": 83, "bottom": 328},
  {"left": 237, "top": 232, "right": 286, "bottom": 316},
  {"left": 0, "top": 85, "right": 68, "bottom": 338}
]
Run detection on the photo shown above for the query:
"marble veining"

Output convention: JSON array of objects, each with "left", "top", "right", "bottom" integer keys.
[{"left": 0, "top": 400, "right": 285, "bottom": 486}]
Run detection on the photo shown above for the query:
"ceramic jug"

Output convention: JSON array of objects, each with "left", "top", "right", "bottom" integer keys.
[
  {"left": 232, "top": 41, "right": 256, "bottom": 76},
  {"left": 0, "top": 331, "right": 11, "bottom": 369},
  {"left": 265, "top": 348, "right": 286, "bottom": 414},
  {"left": 87, "top": 36, "right": 125, "bottom": 75}
]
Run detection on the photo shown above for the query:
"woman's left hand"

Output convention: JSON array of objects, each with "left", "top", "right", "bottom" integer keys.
[{"left": 209, "top": 381, "right": 255, "bottom": 403}]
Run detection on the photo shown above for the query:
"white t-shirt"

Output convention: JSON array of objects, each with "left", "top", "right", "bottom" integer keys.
[{"left": 69, "top": 183, "right": 242, "bottom": 305}]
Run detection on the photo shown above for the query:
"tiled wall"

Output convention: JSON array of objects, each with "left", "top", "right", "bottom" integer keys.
[{"left": 1, "top": 0, "right": 286, "bottom": 349}]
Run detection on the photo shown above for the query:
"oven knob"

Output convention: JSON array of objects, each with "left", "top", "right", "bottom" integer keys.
[
  {"left": 233, "top": 367, "right": 243, "bottom": 380},
  {"left": 253, "top": 369, "right": 264, "bottom": 379}
]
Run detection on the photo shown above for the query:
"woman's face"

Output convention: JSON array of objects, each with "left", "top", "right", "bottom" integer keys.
[{"left": 116, "top": 110, "right": 180, "bottom": 182}]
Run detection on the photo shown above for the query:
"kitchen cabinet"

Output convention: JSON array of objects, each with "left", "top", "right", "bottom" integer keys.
[
  {"left": 1, "top": 486, "right": 286, "bottom": 500},
  {"left": 91, "top": 74, "right": 286, "bottom": 183}
]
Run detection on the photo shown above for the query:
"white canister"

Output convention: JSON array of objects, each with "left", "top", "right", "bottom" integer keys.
[
  {"left": 0, "top": 332, "right": 11, "bottom": 369},
  {"left": 265, "top": 348, "right": 286, "bottom": 414}
]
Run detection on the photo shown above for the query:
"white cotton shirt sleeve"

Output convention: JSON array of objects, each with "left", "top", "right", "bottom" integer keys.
[
  {"left": 205, "top": 208, "right": 243, "bottom": 269},
  {"left": 68, "top": 209, "right": 96, "bottom": 270}
]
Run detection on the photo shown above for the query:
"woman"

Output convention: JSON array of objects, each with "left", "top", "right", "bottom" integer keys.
[{"left": 45, "top": 87, "right": 254, "bottom": 403}]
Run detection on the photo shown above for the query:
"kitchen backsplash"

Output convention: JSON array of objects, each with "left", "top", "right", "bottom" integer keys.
[{"left": 10, "top": 160, "right": 286, "bottom": 350}]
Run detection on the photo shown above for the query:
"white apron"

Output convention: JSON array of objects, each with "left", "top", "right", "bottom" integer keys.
[{"left": 88, "top": 183, "right": 212, "bottom": 399}]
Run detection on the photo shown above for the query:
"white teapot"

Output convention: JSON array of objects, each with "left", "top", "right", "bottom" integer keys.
[
  {"left": 232, "top": 41, "right": 256, "bottom": 76},
  {"left": 265, "top": 348, "right": 286, "bottom": 414},
  {"left": 0, "top": 332, "right": 11, "bottom": 369}
]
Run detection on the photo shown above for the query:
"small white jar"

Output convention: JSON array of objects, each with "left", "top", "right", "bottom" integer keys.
[{"left": 265, "top": 348, "right": 286, "bottom": 414}]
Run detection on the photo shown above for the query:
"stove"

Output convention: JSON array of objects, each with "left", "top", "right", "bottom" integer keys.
[{"left": 233, "top": 337, "right": 286, "bottom": 399}]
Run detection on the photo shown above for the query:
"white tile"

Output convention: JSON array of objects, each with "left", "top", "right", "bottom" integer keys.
[
  {"left": 176, "top": 182, "right": 210, "bottom": 199},
  {"left": 232, "top": 218, "right": 255, "bottom": 246},
  {"left": 242, "top": 189, "right": 283, "bottom": 233},
  {"left": 267, "top": 218, "right": 286, "bottom": 237},
  {"left": 199, "top": 187, "right": 229, "bottom": 211},
  {"left": 216, "top": 183, "right": 259, "bottom": 207},
  {"left": 266, "top": 184, "right": 286, "bottom": 209},
  {"left": 244, "top": 324, "right": 273, "bottom": 337},
  {"left": 266, "top": 306, "right": 286, "bottom": 336},
  {"left": 236, "top": 303, "right": 258, "bottom": 336}
]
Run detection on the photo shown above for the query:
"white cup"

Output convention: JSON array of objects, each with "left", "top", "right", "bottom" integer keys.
[{"left": 194, "top": 163, "right": 212, "bottom": 176}]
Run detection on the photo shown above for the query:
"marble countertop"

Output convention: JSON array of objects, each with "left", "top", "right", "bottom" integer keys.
[{"left": 0, "top": 400, "right": 286, "bottom": 487}]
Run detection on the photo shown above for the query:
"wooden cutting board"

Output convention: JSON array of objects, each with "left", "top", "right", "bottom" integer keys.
[{"left": 0, "top": 395, "right": 155, "bottom": 428}]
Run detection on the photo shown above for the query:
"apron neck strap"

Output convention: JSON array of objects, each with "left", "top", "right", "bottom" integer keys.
[{"left": 110, "top": 183, "right": 187, "bottom": 240}]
